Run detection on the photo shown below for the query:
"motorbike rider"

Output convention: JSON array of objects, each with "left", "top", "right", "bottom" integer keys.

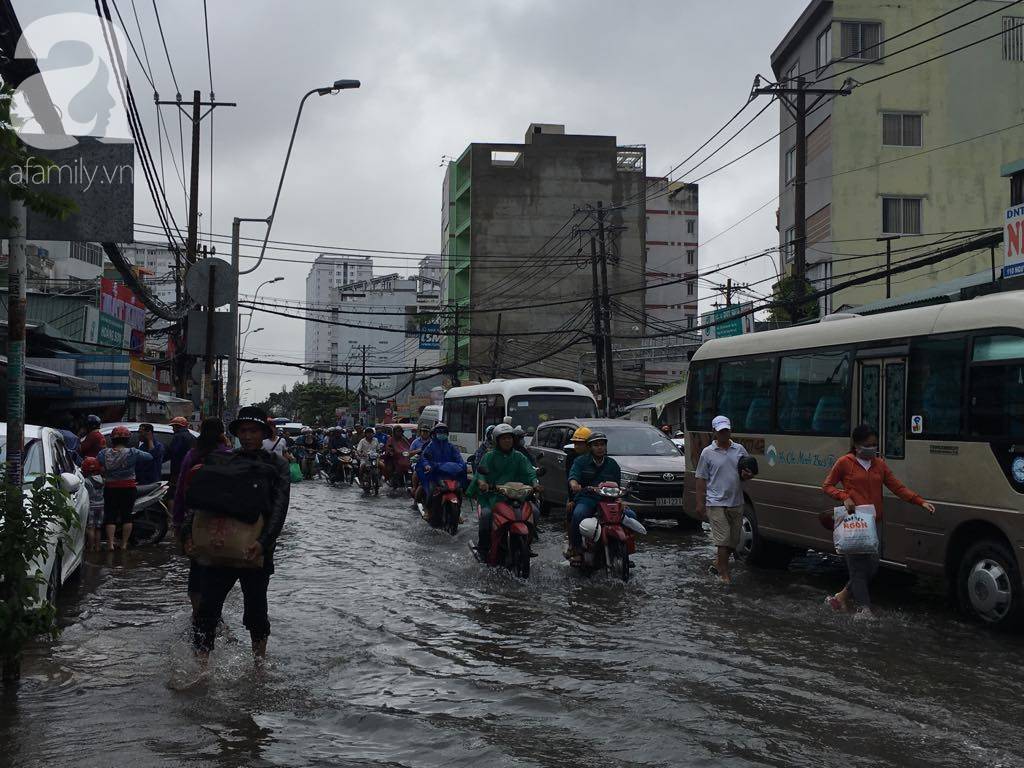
[
  {"left": 415, "top": 423, "right": 466, "bottom": 499},
  {"left": 512, "top": 425, "right": 537, "bottom": 468},
  {"left": 294, "top": 427, "right": 318, "bottom": 480},
  {"left": 564, "top": 426, "right": 593, "bottom": 527},
  {"left": 328, "top": 427, "right": 350, "bottom": 450},
  {"left": 80, "top": 414, "right": 106, "bottom": 459},
  {"left": 356, "top": 427, "right": 380, "bottom": 485},
  {"left": 185, "top": 405, "right": 290, "bottom": 661},
  {"left": 410, "top": 425, "right": 431, "bottom": 454},
  {"left": 473, "top": 425, "right": 495, "bottom": 469},
  {"left": 384, "top": 424, "right": 411, "bottom": 484},
  {"left": 567, "top": 431, "right": 637, "bottom": 565},
  {"left": 469, "top": 423, "right": 540, "bottom": 554}
]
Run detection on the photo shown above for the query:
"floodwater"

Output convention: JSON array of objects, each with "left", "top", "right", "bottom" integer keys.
[{"left": 2, "top": 480, "right": 1023, "bottom": 768}]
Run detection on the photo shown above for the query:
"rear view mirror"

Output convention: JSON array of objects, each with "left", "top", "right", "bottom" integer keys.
[
  {"left": 535, "top": 467, "right": 547, "bottom": 478},
  {"left": 59, "top": 472, "right": 81, "bottom": 496},
  {"left": 527, "top": 427, "right": 535, "bottom": 436}
]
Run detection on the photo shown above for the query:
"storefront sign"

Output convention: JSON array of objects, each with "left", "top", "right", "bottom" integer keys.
[
  {"left": 1004, "top": 204, "right": 1024, "bottom": 278},
  {"left": 100, "top": 277, "right": 145, "bottom": 352}
]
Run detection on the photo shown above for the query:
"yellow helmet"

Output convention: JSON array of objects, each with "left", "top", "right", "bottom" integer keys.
[{"left": 571, "top": 426, "right": 593, "bottom": 442}]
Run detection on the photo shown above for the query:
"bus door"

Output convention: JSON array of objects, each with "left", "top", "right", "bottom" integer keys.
[{"left": 855, "top": 354, "right": 908, "bottom": 561}]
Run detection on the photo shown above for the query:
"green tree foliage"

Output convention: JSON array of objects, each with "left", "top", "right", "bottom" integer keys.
[
  {"left": 254, "top": 383, "right": 355, "bottom": 426},
  {"left": 0, "top": 473, "right": 78, "bottom": 684},
  {"left": 768, "top": 276, "right": 819, "bottom": 324}
]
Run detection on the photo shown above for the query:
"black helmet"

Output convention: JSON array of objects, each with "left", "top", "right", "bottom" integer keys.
[
  {"left": 432, "top": 422, "right": 449, "bottom": 435},
  {"left": 512, "top": 425, "right": 525, "bottom": 438},
  {"left": 86, "top": 414, "right": 101, "bottom": 428},
  {"left": 586, "top": 431, "right": 608, "bottom": 445}
]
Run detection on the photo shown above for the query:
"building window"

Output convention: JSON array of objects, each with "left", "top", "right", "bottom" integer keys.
[
  {"left": 687, "top": 281, "right": 695, "bottom": 296},
  {"left": 840, "top": 21, "right": 882, "bottom": 61},
  {"left": 783, "top": 226, "right": 796, "bottom": 263},
  {"left": 687, "top": 249, "right": 695, "bottom": 266},
  {"left": 1004, "top": 17, "right": 1024, "bottom": 61},
  {"left": 882, "top": 113, "right": 923, "bottom": 147},
  {"left": 816, "top": 26, "right": 832, "bottom": 71},
  {"left": 686, "top": 219, "right": 695, "bottom": 235},
  {"left": 687, "top": 315, "right": 695, "bottom": 329},
  {"left": 785, "top": 147, "right": 796, "bottom": 183},
  {"left": 882, "top": 197, "right": 923, "bottom": 235}
]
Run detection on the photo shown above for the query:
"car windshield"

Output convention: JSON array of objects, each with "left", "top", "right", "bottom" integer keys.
[
  {"left": 0, "top": 438, "right": 46, "bottom": 481},
  {"left": 598, "top": 425, "right": 681, "bottom": 457},
  {"left": 507, "top": 395, "right": 598, "bottom": 431}
]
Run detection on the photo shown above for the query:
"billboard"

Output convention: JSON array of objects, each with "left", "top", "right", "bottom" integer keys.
[
  {"left": 100, "top": 278, "right": 145, "bottom": 353},
  {"left": 700, "top": 303, "right": 755, "bottom": 340},
  {"left": 419, "top": 322, "right": 441, "bottom": 350},
  {"left": 1004, "top": 203, "right": 1024, "bottom": 279}
]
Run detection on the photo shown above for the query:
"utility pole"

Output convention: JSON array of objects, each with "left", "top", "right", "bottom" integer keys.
[
  {"left": 589, "top": 235, "right": 607, "bottom": 406},
  {"left": 597, "top": 202, "right": 616, "bottom": 417},
  {"left": 156, "top": 90, "right": 236, "bottom": 403},
  {"left": 726, "top": 278, "right": 733, "bottom": 307},
  {"left": 490, "top": 313, "right": 502, "bottom": 380},
  {"left": 451, "top": 304, "right": 461, "bottom": 387},
  {"left": 411, "top": 358, "right": 418, "bottom": 396},
  {"left": 5, "top": 198, "right": 27, "bottom": 492},
  {"left": 877, "top": 235, "right": 901, "bottom": 299},
  {"left": 344, "top": 362, "right": 350, "bottom": 392},
  {"left": 753, "top": 75, "right": 852, "bottom": 320}
]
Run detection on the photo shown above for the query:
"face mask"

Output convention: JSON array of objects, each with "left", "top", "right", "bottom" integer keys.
[
  {"left": 435, "top": 433, "right": 448, "bottom": 442},
  {"left": 856, "top": 446, "right": 878, "bottom": 460}
]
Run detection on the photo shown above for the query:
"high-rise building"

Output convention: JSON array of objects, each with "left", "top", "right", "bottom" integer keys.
[
  {"left": 304, "top": 254, "right": 375, "bottom": 383},
  {"left": 441, "top": 123, "right": 649, "bottom": 402},
  {"left": 24, "top": 240, "right": 105, "bottom": 282},
  {"left": 120, "top": 242, "right": 178, "bottom": 305},
  {"left": 773, "top": 0, "right": 1024, "bottom": 311},
  {"left": 643, "top": 180, "right": 698, "bottom": 385}
]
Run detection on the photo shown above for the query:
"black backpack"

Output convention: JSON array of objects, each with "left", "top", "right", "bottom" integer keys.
[{"left": 185, "top": 452, "right": 278, "bottom": 524}]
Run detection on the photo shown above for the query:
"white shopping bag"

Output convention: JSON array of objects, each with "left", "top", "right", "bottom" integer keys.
[{"left": 832, "top": 505, "right": 879, "bottom": 555}]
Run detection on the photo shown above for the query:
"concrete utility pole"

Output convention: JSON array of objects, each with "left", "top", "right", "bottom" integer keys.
[
  {"left": 156, "top": 90, "right": 236, "bottom": 402},
  {"left": 877, "top": 235, "right": 901, "bottom": 299},
  {"left": 753, "top": 75, "right": 852, "bottom": 320},
  {"left": 5, "top": 198, "right": 27, "bottom": 492},
  {"left": 451, "top": 304, "right": 461, "bottom": 387},
  {"left": 490, "top": 313, "right": 502, "bottom": 380},
  {"left": 588, "top": 235, "right": 607, "bottom": 407},
  {"left": 597, "top": 202, "right": 616, "bottom": 417}
]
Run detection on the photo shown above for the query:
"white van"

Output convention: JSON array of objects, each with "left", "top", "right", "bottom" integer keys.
[{"left": 417, "top": 405, "right": 443, "bottom": 433}]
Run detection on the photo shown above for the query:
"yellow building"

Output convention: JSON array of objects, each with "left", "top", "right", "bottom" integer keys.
[{"left": 772, "top": 0, "right": 1024, "bottom": 311}]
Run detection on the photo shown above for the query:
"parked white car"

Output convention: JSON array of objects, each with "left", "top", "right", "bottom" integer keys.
[
  {"left": 99, "top": 422, "right": 198, "bottom": 480},
  {"left": 0, "top": 424, "right": 91, "bottom": 603}
]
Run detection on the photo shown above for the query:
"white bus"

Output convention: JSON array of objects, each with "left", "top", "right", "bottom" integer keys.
[
  {"left": 683, "top": 291, "right": 1024, "bottom": 628},
  {"left": 444, "top": 378, "right": 599, "bottom": 459}
]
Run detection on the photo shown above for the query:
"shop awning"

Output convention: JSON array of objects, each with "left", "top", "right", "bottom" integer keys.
[
  {"left": 621, "top": 380, "right": 687, "bottom": 418},
  {"left": 0, "top": 354, "right": 99, "bottom": 392}
]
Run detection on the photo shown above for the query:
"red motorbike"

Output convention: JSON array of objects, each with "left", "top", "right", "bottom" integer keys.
[
  {"left": 575, "top": 482, "right": 647, "bottom": 582},
  {"left": 419, "top": 461, "right": 464, "bottom": 535},
  {"left": 471, "top": 465, "right": 544, "bottom": 579}
]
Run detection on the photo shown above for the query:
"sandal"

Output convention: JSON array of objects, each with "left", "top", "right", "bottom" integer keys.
[{"left": 825, "top": 594, "right": 848, "bottom": 612}]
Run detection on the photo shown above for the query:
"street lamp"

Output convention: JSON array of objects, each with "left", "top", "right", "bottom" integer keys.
[
  {"left": 239, "top": 327, "right": 265, "bottom": 382},
  {"left": 243, "top": 276, "right": 283, "bottom": 334},
  {"left": 226, "top": 78, "right": 360, "bottom": 420}
]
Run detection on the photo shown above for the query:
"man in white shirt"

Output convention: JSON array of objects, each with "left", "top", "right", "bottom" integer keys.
[
  {"left": 355, "top": 427, "right": 380, "bottom": 486},
  {"left": 695, "top": 415, "right": 753, "bottom": 584},
  {"left": 262, "top": 423, "right": 290, "bottom": 460}
]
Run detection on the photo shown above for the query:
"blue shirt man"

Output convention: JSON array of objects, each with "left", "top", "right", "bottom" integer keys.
[
  {"left": 134, "top": 423, "right": 165, "bottom": 484},
  {"left": 567, "top": 432, "right": 636, "bottom": 554}
]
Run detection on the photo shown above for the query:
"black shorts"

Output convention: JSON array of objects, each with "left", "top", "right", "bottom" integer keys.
[
  {"left": 103, "top": 485, "right": 136, "bottom": 526},
  {"left": 188, "top": 558, "right": 204, "bottom": 594}
]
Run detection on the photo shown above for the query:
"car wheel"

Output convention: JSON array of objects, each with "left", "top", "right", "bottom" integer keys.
[
  {"left": 956, "top": 538, "right": 1023, "bottom": 629},
  {"left": 742, "top": 504, "right": 794, "bottom": 569}
]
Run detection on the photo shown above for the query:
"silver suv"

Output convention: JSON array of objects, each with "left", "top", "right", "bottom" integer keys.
[{"left": 529, "top": 419, "right": 687, "bottom": 523}]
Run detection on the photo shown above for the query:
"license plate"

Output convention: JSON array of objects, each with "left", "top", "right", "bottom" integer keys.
[{"left": 656, "top": 497, "right": 684, "bottom": 507}]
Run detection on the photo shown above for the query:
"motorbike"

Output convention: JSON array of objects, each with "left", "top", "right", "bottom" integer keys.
[
  {"left": 387, "top": 450, "right": 414, "bottom": 497},
  {"left": 471, "top": 466, "right": 545, "bottom": 578},
  {"left": 575, "top": 482, "right": 647, "bottom": 582},
  {"left": 418, "top": 460, "right": 464, "bottom": 535},
  {"left": 337, "top": 447, "right": 356, "bottom": 484},
  {"left": 128, "top": 481, "right": 170, "bottom": 547},
  {"left": 357, "top": 451, "right": 382, "bottom": 496}
]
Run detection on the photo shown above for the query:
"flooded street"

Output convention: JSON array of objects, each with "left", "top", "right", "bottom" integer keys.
[{"left": 3, "top": 479, "right": 1023, "bottom": 768}]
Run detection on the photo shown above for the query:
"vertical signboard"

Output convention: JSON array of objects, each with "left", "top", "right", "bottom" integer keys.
[
  {"left": 1004, "top": 204, "right": 1024, "bottom": 279},
  {"left": 100, "top": 277, "right": 145, "bottom": 353}
]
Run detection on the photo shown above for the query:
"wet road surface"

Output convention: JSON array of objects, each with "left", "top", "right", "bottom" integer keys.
[{"left": 2, "top": 479, "right": 1023, "bottom": 767}]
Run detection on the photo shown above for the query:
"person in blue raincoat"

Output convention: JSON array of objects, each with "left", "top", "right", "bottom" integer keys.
[{"left": 415, "top": 422, "right": 467, "bottom": 495}]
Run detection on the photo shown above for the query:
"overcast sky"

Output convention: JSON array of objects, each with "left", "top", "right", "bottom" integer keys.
[{"left": 15, "top": 0, "right": 809, "bottom": 403}]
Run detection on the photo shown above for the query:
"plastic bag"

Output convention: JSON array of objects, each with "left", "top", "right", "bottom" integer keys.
[
  {"left": 832, "top": 505, "right": 879, "bottom": 555},
  {"left": 289, "top": 461, "right": 303, "bottom": 483}
]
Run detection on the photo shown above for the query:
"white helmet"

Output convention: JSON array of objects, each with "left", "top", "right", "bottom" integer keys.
[
  {"left": 492, "top": 423, "right": 515, "bottom": 439},
  {"left": 579, "top": 517, "right": 601, "bottom": 542}
]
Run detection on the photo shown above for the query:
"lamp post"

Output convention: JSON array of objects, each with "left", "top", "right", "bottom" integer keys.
[
  {"left": 225, "top": 78, "right": 360, "bottom": 420},
  {"left": 238, "top": 327, "right": 265, "bottom": 387},
  {"left": 242, "top": 276, "right": 283, "bottom": 335}
]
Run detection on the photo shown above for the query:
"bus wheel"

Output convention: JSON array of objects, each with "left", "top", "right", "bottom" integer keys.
[
  {"left": 741, "top": 505, "right": 794, "bottom": 569},
  {"left": 957, "top": 539, "right": 1023, "bottom": 629}
]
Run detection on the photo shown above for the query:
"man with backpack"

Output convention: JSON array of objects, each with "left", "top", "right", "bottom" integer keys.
[{"left": 183, "top": 406, "right": 291, "bottom": 661}]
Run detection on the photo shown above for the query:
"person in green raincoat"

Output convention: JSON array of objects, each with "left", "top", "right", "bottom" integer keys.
[{"left": 468, "top": 423, "right": 540, "bottom": 553}]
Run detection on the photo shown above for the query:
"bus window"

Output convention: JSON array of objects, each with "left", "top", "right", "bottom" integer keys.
[
  {"left": 507, "top": 395, "right": 596, "bottom": 432},
  {"left": 717, "top": 358, "right": 774, "bottom": 433},
  {"left": 482, "top": 395, "right": 505, "bottom": 433},
  {"left": 686, "top": 361, "right": 717, "bottom": 431},
  {"left": 908, "top": 337, "right": 965, "bottom": 437},
  {"left": 970, "top": 335, "right": 1024, "bottom": 439},
  {"left": 776, "top": 352, "right": 850, "bottom": 435},
  {"left": 884, "top": 361, "right": 906, "bottom": 460},
  {"left": 446, "top": 396, "right": 475, "bottom": 434}
]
